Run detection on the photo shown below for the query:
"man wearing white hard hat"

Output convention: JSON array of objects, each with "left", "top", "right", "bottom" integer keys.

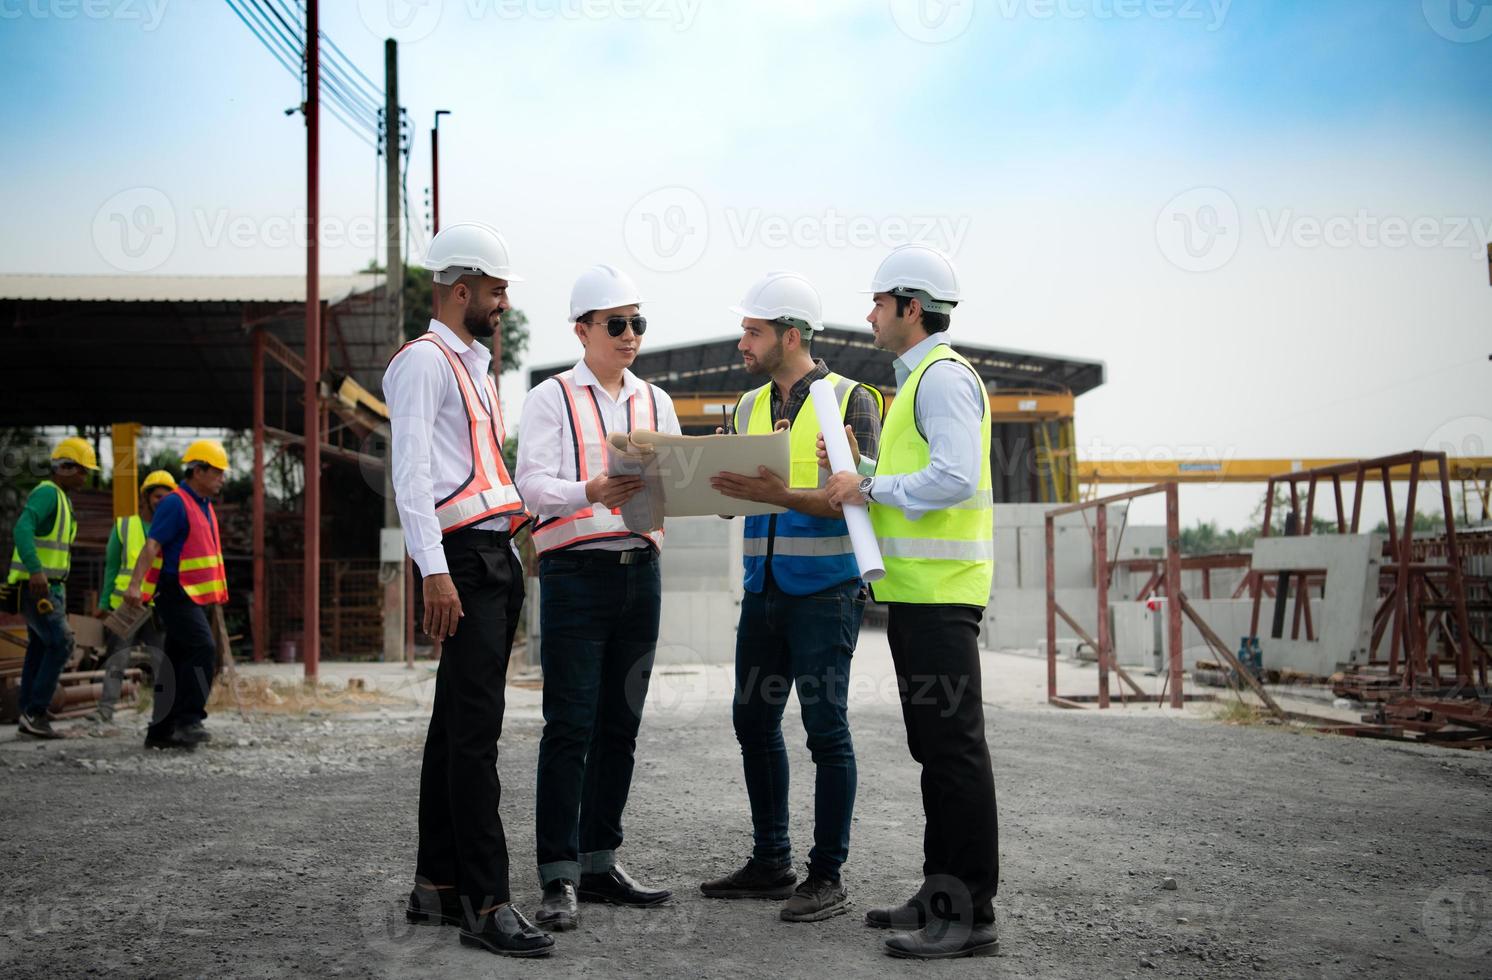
[
  {"left": 701, "top": 272, "right": 883, "bottom": 924},
  {"left": 515, "top": 263, "right": 679, "bottom": 931},
  {"left": 384, "top": 222, "right": 553, "bottom": 958},
  {"left": 823, "top": 243, "right": 1000, "bottom": 960}
]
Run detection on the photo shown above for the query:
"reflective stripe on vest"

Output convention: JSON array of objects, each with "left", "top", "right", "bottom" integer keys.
[
  {"left": 7, "top": 480, "right": 75, "bottom": 583},
  {"left": 174, "top": 486, "right": 229, "bottom": 605},
  {"left": 734, "top": 372, "right": 884, "bottom": 596},
  {"left": 110, "top": 515, "right": 162, "bottom": 609},
  {"left": 869, "top": 345, "right": 994, "bottom": 606},
  {"left": 393, "top": 332, "right": 528, "bottom": 535},
  {"left": 530, "top": 372, "right": 663, "bottom": 556}
]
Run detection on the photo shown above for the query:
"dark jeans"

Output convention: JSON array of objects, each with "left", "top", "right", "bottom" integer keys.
[
  {"left": 415, "top": 529, "right": 525, "bottom": 912},
  {"left": 534, "top": 550, "right": 661, "bottom": 886},
  {"left": 733, "top": 577, "right": 863, "bottom": 880},
  {"left": 886, "top": 602, "right": 999, "bottom": 924},
  {"left": 18, "top": 583, "right": 72, "bottom": 717},
  {"left": 147, "top": 577, "right": 216, "bottom": 740},
  {"left": 99, "top": 612, "right": 165, "bottom": 718}
]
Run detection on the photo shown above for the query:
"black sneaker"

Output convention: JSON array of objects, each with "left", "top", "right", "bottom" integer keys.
[
  {"left": 780, "top": 868, "right": 849, "bottom": 922},
  {"left": 700, "top": 858, "right": 797, "bottom": 899},
  {"left": 17, "top": 713, "right": 63, "bottom": 740}
]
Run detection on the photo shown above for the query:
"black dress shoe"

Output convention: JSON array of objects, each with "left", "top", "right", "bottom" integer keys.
[
  {"left": 578, "top": 864, "right": 671, "bottom": 907},
  {"left": 535, "top": 879, "right": 578, "bottom": 931},
  {"left": 884, "top": 920, "right": 998, "bottom": 960},
  {"left": 405, "top": 886, "right": 463, "bottom": 927},
  {"left": 701, "top": 858, "right": 798, "bottom": 900},
  {"left": 459, "top": 904, "right": 554, "bottom": 958},
  {"left": 865, "top": 895, "right": 927, "bottom": 930},
  {"left": 144, "top": 730, "right": 196, "bottom": 751},
  {"left": 176, "top": 722, "right": 211, "bottom": 744}
]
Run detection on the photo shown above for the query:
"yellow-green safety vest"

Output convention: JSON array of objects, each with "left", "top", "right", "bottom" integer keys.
[
  {"left": 110, "top": 515, "right": 161, "bottom": 609},
  {"left": 7, "top": 480, "right": 76, "bottom": 584},
  {"left": 868, "top": 344, "right": 994, "bottom": 606}
]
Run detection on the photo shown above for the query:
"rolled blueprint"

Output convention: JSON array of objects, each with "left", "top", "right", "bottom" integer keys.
[{"left": 808, "top": 378, "right": 885, "bottom": 583}]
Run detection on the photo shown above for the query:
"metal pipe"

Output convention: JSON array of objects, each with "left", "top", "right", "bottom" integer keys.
[
  {"left": 252, "top": 325, "right": 266, "bottom": 662},
  {"left": 303, "top": 0, "right": 321, "bottom": 681}
]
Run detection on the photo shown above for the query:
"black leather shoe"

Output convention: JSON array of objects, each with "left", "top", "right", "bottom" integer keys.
[
  {"left": 176, "top": 722, "right": 211, "bottom": 744},
  {"left": 884, "top": 920, "right": 998, "bottom": 960},
  {"left": 578, "top": 864, "right": 671, "bottom": 907},
  {"left": 405, "top": 886, "right": 463, "bottom": 927},
  {"left": 144, "top": 730, "right": 196, "bottom": 751},
  {"left": 459, "top": 904, "right": 554, "bottom": 958},
  {"left": 535, "top": 879, "right": 578, "bottom": 931},
  {"left": 700, "top": 858, "right": 798, "bottom": 899},
  {"left": 865, "top": 895, "right": 927, "bottom": 930}
]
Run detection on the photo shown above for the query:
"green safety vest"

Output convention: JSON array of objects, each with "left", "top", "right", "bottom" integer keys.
[
  {"left": 868, "top": 345, "right": 994, "bottom": 606},
  {"left": 110, "top": 515, "right": 161, "bottom": 609},
  {"left": 7, "top": 480, "right": 76, "bottom": 584}
]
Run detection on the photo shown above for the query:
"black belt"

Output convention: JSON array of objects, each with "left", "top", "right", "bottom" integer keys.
[
  {"left": 544, "top": 547, "right": 655, "bottom": 566},
  {"left": 446, "top": 527, "right": 512, "bottom": 546}
]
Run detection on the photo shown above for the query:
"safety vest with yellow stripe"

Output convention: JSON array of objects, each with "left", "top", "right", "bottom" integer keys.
[
  {"left": 109, "top": 515, "right": 161, "bottom": 609},
  {"left": 868, "top": 344, "right": 994, "bottom": 607},
  {"left": 390, "top": 331, "right": 529, "bottom": 536},
  {"left": 7, "top": 480, "right": 75, "bottom": 584},
  {"left": 530, "top": 371, "right": 665, "bottom": 556},
  {"left": 735, "top": 372, "right": 884, "bottom": 596},
  {"left": 174, "top": 486, "right": 228, "bottom": 605}
]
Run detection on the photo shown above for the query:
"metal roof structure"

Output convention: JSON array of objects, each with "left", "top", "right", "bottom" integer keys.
[
  {"left": 0, "top": 274, "right": 393, "bottom": 429},
  {"left": 527, "top": 325, "right": 1106, "bottom": 396}
]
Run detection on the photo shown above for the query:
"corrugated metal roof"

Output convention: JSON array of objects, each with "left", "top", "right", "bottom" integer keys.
[{"left": 0, "top": 273, "right": 383, "bottom": 305}]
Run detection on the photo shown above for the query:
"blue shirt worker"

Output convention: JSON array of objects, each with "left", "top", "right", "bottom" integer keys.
[
  {"left": 516, "top": 264, "right": 680, "bottom": 931},
  {"left": 825, "top": 244, "right": 1000, "bottom": 961},
  {"left": 8, "top": 437, "right": 96, "bottom": 739},
  {"left": 124, "top": 441, "right": 230, "bottom": 753},
  {"left": 701, "top": 272, "right": 884, "bottom": 924}
]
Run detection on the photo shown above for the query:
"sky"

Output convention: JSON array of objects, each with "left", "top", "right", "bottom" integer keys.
[{"left": 1, "top": 0, "right": 1489, "bottom": 529}]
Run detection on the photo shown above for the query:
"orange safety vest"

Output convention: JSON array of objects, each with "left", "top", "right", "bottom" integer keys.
[
  {"left": 392, "top": 331, "right": 528, "bottom": 535},
  {"left": 530, "top": 371, "right": 663, "bottom": 556},
  {"left": 175, "top": 487, "right": 228, "bottom": 605}
]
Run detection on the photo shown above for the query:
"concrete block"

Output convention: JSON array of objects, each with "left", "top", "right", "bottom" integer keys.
[{"left": 1251, "top": 534, "right": 1384, "bottom": 674}]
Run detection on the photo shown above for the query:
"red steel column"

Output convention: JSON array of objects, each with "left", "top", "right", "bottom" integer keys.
[
  {"left": 1094, "top": 504, "right": 1110, "bottom": 709},
  {"left": 252, "top": 326, "right": 266, "bottom": 663},
  {"left": 303, "top": 0, "right": 321, "bottom": 681},
  {"left": 1045, "top": 515, "right": 1057, "bottom": 703},
  {"left": 1164, "top": 483, "right": 1184, "bottom": 709},
  {"left": 431, "top": 125, "right": 440, "bottom": 234}
]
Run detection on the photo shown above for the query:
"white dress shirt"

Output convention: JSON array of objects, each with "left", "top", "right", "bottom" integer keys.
[
  {"left": 385, "top": 319, "right": 512, "bottom": 577},
  {"left": 864, "top": 333, "right": 988, "bottom": 521},
  {"left": 516, "top": 358, "right": 681, "bottom": 552}
]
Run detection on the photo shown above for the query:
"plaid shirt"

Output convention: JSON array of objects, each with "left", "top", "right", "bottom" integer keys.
[{"left": 731, "top": 358, "right": 882, "bottom": 461}]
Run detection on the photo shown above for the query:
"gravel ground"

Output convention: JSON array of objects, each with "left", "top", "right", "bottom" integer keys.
[{"left": 2, "top": 642, "right": 1490, "bottom": 979}]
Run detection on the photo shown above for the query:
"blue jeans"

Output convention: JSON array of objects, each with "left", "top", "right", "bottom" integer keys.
[
  {"left": 732, "top": 577, "right": 864, "bottom": 880},
  {"left": 534, "top": 552, "right": 661, "bottom": 886},
  {"left": 18, "top": 583, "right": 73, "bottom": 717}
]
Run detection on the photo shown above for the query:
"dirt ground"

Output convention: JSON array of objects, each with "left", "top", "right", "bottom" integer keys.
[{"left": 2, "top": 630, "right": 1490, "bottom": 979}]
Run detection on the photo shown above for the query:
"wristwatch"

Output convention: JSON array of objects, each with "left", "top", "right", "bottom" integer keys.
[{"left": 858, "top": 476, "right": 875, "bottom": 501}]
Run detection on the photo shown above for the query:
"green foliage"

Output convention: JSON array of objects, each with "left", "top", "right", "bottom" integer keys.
[{"left": 395, "top": 263, "right": 530, "bottom": 374}]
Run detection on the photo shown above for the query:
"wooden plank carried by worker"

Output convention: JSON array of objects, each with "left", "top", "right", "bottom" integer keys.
[{"left": 103, "top": 602, "right": 150, "bottom": 642}]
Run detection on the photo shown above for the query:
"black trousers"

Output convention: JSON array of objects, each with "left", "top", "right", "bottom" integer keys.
[
  {"left": 147, "top": 577, "right": 216, "bottom": 740},
  {"left": 415, "top": 529, "right": 525, "bottom": 910},
  {"left": 885, "top": 602, "right": 999, "bottom": 923}
]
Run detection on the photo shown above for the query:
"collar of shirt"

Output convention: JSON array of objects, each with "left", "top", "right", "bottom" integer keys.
[
  {"left": 180, "top": 483, "right": 209, "bottom": 507},
  {"left": 428, "top": 318, "right": 492, "bottom": 374},
  {"left": 770, "top": 358, "right": 830, "bottom": 421},
  {"left": 571, "top": 358, "right": 645, "bottom": 404},
  {"left": 893, "top": 334, "right": 948, "bottom": 388}
]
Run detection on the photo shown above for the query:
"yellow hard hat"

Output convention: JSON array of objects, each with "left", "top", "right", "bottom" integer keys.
[
  {"left": 140, "top": 469, "right": 178, "bottom": 494},
  {"left": 52, "top": 436, "right": 99, "bottom": 471},
  {"left": 181, "top": 439, "right": 229, "bottom": 472}
]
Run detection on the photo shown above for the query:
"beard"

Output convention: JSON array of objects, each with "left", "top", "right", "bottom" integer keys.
[
  {"left": 465, "top": 304, "right": 498, "bottom": 339},
  {"left": 744, "top": 340, "right": 784, "bottom": 376}
]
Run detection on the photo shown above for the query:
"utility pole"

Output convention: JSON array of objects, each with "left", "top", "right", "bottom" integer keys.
[
  {"left": 303, "top": 0, "right": 322, "bottom": 682},
  {"left": 381, "top": 37, "right": 406, "bottom": 663},
  {"left": 432, "top": 109, "right": 450, "bottom": 233}
]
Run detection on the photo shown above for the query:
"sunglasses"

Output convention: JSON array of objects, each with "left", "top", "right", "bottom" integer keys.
[{"left": 590, "top": 315, "right": 647, "bottom": 337}]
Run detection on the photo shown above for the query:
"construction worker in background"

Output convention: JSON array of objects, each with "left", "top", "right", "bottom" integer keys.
[
  {"left": 121, "top": 441, "right": 229, "bottom": 752},
  {"left": 90, "top": 469, "right": 176, "bottom": 725},
  {"left": 516, "top": 264, "right": 679, "bottom": 932},
  {"left": 384, "top": 222, "right": 553, "bottom": 959},
  {"left": 823, "top": 244, "right": 1000, "bottom": 960},
  {"left": 8, "top": 436, "right": 96, "bottom": 739},
  {"left": 701, "top": 272, "right": 883, "bottom": 923}
]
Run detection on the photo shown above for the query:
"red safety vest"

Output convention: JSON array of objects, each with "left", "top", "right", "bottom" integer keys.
[
  {"left": 391, "top": 331, "right": 528, "bottom": 535},
  {"left": 530, "top": 371, "right": 663, "bottom": 556},
  {"left": 175, "top": 487, "right": 228, "bottom": 605}
]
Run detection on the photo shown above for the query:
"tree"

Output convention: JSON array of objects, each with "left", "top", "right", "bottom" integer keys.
[{"left": 362, "top": 261, "right": 530, "bottom": 374}]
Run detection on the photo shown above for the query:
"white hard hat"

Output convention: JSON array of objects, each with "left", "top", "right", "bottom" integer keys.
[
  {"left": 569, "top": 264, "right": 643, "bottom": 321},
  {"left": 423, "top": 222, "right": 523, "bottom": 284},
  {"left": 730, "top": 270, "right": 824, "bottom": 334},
  {"left": 865, "top": 243, "right": 960, "bottom": 313}
]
